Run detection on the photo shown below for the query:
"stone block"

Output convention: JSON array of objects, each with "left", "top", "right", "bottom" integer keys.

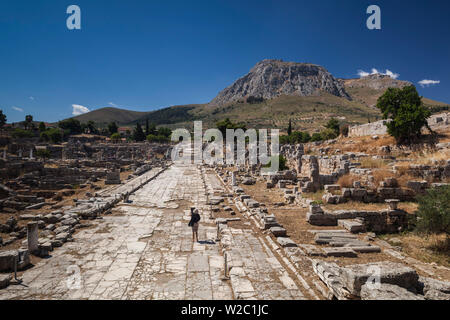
[
  {"left": 277, "top": 237, "right": 297, "bottom": 248},
  {"left": 339, "top": 262, "right": 419, "bottom": 296},
  {"left": 270, "top": 226, "right": 287, "bottom": 237},
  {"left": 322, "top": 247, "right": 357, "bottom": 257},
  {"left": 338, "top": 219, "right": 365, "bottom": 233},
  {"left": 360, "top": 283, "right": 423, "bottom": 300}
]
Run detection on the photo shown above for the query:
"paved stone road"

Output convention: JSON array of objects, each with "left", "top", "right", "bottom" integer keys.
[{"left": 0, "top": 164, "right": 307, "bottom": 300}]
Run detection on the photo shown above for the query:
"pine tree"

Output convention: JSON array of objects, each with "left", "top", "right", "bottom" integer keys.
[
  {"left": 287, "top": 119, "right": 292, "bottom": 136},
  {"left": 133, "top": 123, "right": 146, "bottom": 142}
]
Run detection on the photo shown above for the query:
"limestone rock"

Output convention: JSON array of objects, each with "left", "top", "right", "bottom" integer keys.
[
  {"left": 210, "top": 59, "right": 350, "bottom": 106},
  {"left": 339, "top": 262, "right": 419, "bottom": 296},
  {"left": 360, "top": 283, "right": 424, "bottom": 300}
]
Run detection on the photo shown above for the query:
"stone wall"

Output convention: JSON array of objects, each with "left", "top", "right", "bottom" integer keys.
[{"left": 348, "top": 112, "right": 450, "bottom": 137}]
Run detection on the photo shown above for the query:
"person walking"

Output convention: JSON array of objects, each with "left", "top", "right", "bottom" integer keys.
[{"left": 188, "top": 206, "right": 201, "bottom": 242}]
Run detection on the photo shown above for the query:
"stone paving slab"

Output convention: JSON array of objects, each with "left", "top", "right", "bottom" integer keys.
[{"left": 0, "top": 164, "right": 306, "bottom": 300}]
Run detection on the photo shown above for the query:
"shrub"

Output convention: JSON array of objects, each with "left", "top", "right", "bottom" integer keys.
[
  {"left": 110, "top": 132, "right": 121, "bottom": 142},
  {"left": 58, "top": 118, "right": 82, "bottom": 135},
  {"left": 311, "top": 133, "right": 323, "bottom": 142},
  {"left": 415, "top": 185, "right": 450, "bottom": 235},
  {"left": 147, "top": 134, "right": 169, "bottom": 143},
  {"left": 12, "top": 128, "right": 35, "bottom": 138},
  {"left": 325, "top": 118, "right": 340, "bottom": 136},
  {"left": 40, "top": 128, "right": 63, "bottom": 144},
  {"left": 320, "top": 128, "right": 338, "bottom": 141},
  {"left": 36, "top": 149, "right": 51, "bottom": 160},
  {"left": 263, "top": 155, "right": 288, "bottom": 171}
]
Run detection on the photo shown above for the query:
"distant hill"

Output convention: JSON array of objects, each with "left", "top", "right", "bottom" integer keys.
[
  {"left": 67, "top": 60, "right": 449, "bottom": 132},
  {"left": 72, "top": 107, "right": 150, "bottom": 126}
]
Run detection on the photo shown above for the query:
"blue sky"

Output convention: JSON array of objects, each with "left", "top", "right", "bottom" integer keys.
[{"left": 0, "top": 0, "right": 449, "bottom": 123}]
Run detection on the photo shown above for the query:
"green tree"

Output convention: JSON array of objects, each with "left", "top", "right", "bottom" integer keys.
[
  {"left": 311, "top": 132, "right": 323, "bottom": 142},
  {"left": 133, "top": 123, "right": 146, "bottom": 142},
  {"left": 147, "top": 134, "right": 169, "bottom": 143},
  {"left": 40, "top": 128, "right": 63, "bottom": 144},
  {"left": 58, "top": 118, "right": 82, "bottom": 135},
  {"left": 415, "top": 185, "right": 450, "bottom": 235},
  {"left": 12, "top": 128, "right": 35, "bottom": 139},
  {"left": 320, "top": 128, "right": 338, "bottom": 141},
  {"left": 157, "top": 127, "right": 172, "bottom": 138},
  {"left": 36, "top": 149, "right": 51, "bottom": 162},
  {"left": 108, "top": 122, "right": 118, "bottom": 135},
  {"left": 110, "top": 132, "right": 121, "bottom": 142},
  {"left": 145, "top": 118, "right": 150, "bottom": 136},
  {"left": 216, "top": 118, "right": 246, "bottom": 136},
  {"left": 147, "top": 122, "right": 157, "bottom": 136},
  {"left": 38, "top": 122, "right": 46, "bottom": 132},
  {"left": 377, "top": 85, "right": 431, "bottom": 144},
  {"left": 86, "top": 121, "right": 97, "bottom": 134},
  {"left": 0, "top": 110, "right": 6, "bottom": 129},
  {"left": 325, "top": 118, "right": 340, "bottom": 136},
  {"left": 24, "top": 115, "right": 33, "bottom": 130},
  {"left": 287, "top": 119, "right": 292, "bottom": 136}
]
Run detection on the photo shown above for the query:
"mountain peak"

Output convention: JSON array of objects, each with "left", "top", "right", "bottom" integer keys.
[{"left": 210, "top": 60, "right": 350, "bottom": 106}]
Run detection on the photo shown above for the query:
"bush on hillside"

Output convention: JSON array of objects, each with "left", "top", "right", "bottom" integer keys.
[{"left": 415, "top": 185, "right": 450, "bottom": 235}]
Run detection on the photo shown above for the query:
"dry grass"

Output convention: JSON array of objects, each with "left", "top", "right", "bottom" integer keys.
[
  {"left": 332, "top": 135, "right": 396, "bottom": 155},
  {"left": 385, "top": 233, "right": 450, "bottom": 268},
  {"left": 337, "top": 174, "right": 359, "bottom": 188},
  {"left": 301, "top": 190, "right": 325, "bottom": 203},
  {"left": 405, "top": 149, "right": 450, "bottom": 166},
  {"left": 360, "top": 157, "right": 390, "bottom": 169}
]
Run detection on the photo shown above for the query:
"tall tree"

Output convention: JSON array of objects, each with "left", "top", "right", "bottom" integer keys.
[
  {"left": 25, "top": 114, "right": 33, "bottom": 130},
  {"left": 377, "top": 85, "right": 431, "bottom": 144},
  {"left": 325, "top": 118, "right": 340, "bottom": 136},
  {"left": 86, "top": 121, "right": 97, "bottom": 134},
  {"left": 0, "top": 110, "right": 6, "bottom": 130},
  {"left": 133, "top": 123, "right": 146, "bottom": 142},
  {"left": 108, "top": 122, "right": 118, "bottom": 135},
  {"left": 38, "top": 122, "right": 46, "bottom": 132},
  {"left": 287, "top": 119, "right": 292, "bottom": 136}
]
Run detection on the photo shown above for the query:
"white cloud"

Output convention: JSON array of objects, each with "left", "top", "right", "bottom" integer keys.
[
  {"left": 418, "top": 79, "right": 440, "bottom": 87},
  {"left": 29, "top": 96, "right": 35, "bottom": 101},
  {"left": 108, "top": 102, "right": 118, "bottom": 107},
  {"left": 357, "top": 70, "right": 370, "bottom": 77},
  {"left": 72, "top": 104, "right": 90, "bottom": 115},
  {"left": 384, "top": 70, "right": 399, "bottom": 79},
  {"left": 12, "top": 106, "right": 23, "bottom": 112},
  {"left": 358, "top": 68, "right": 399, "bottom": 79}
]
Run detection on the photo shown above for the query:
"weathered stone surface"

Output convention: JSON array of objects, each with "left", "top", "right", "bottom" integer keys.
[
  {"left": 339, "top": 262, "right": 419, "bottom": 296},
  {"left": 360, "top": 283, "right": 424, "bottom": 300},
  {"left": 277, "top": 237, "right": 297, "bottom": 248},
  {"left": 418, "top": 276, "right": 450, "bottom": 300},
  {"left": 0, "top": 274, "right": 11, "bottom": 289},
  {"left": 210, "top": 59, "right": 350, "bottom": 106},
  {"left": 0, "top": 250, "right": 17, "bottom": 272},
  {"left": 299, "top": 244, "right": 325, "bottom": 257},
  {"left": 338, "top": 219, "right": 365, "bottom": 233},
  {"left": 270, "top": 226, "right": 287, "bottom": 237},
  {"left": 322, "top": 247, "right": 357, "bottom": 258}
]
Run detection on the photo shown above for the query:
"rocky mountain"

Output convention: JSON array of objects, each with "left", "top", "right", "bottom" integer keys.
[
  {"left": 69, "top": 59, "right": 448, "bottom": 131},
  {"left": 210, "top": 59, "right": 350, "bottom": 105}
]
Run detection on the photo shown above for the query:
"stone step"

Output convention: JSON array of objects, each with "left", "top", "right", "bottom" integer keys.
[
  {"left": 338, "top": 219, "right": 365, "bottom": 233},
  {"left": 322, "top": 247, "right": 358, "bottom": 258}
]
